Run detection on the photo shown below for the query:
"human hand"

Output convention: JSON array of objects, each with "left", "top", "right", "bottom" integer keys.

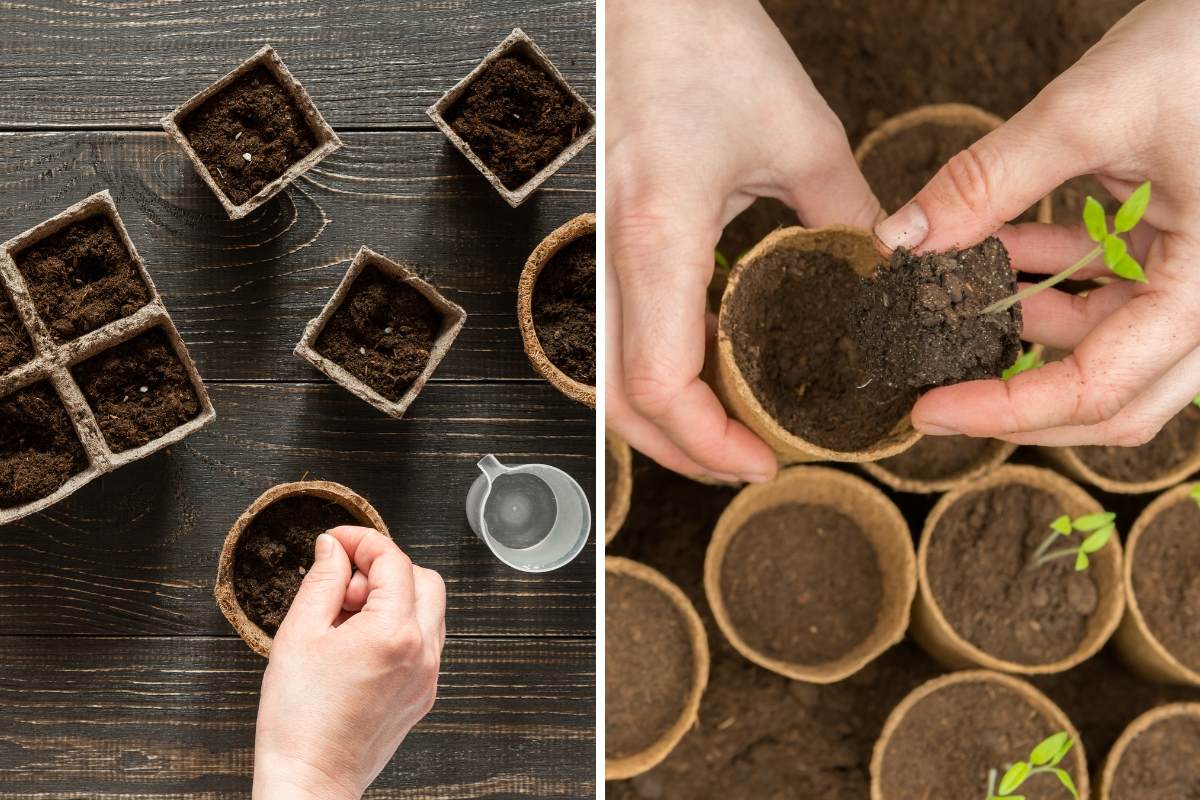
[
  {"left": 606, "top": 0, "right": 881, "bottom": 482},
  {"left": 253, "top": 527, "right": 446, "bottom": 800},
  {"left": 874, "top": 0, "right": 1200, "bottom": 447}
]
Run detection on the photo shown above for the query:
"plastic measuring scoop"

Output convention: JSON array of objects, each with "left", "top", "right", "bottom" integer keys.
[{"left": 465, "top": 455, "right": 591, "bottom": 572}]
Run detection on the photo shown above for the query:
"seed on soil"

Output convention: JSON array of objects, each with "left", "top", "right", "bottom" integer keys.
[
  {"left": 0, "top": 381, "right": 88, "bottom": 509},
  {"left": 532, "top": 233, "right": 596, "bottom": 386}
]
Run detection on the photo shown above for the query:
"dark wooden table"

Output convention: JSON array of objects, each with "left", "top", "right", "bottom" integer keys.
[{"left": 0, "top": 3, "right": 596, "bottom": 797}]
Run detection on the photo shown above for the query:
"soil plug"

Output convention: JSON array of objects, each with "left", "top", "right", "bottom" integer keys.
[
  {"left": 1032, "top": 511, "right": 1116, "bottom": 571},
  {"left": 986, "top": 731, "right": 1078, "bottom": 800}
]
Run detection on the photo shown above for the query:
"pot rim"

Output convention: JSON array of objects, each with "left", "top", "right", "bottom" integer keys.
[
  {"left": 604, "top": 431, "right": 633, "bottom": 544},
  {"left": 1098, "top": 701, "right": 1200, "bottom": 799}
]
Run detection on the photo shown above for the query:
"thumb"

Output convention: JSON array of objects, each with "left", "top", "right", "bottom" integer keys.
[{"left": 280, "top": 532, "right": 352, "bottom": 634}]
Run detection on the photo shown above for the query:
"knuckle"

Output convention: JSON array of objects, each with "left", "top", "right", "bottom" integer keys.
[
  {"left": 623, "top": 372, "right": 683, "bottom": 420},
  {"left": 937, "top": 144, "right": 1000, "bottom": 217},
  {"left": 1079, "top": 384, "right": 1127, "bottom": 425},
  {"left": 1111, "top": 421, "right": 1157, "bottom": 448}
]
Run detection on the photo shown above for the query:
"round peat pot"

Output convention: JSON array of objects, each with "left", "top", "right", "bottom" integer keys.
[
  {"left": 714, "top": 225, "right": 922, "bottom": 464},
  {"left": 215, "top": 480, "right": 390, "bottom": 658},
  {"left": 605, "top": 431, "right": 633, "bottom": 545},
  {"left": 912, "top": 465, "right": 1124, "bottom": 675},
  {"left": 606, "top": 556, "right": 709, "bottom": 780},
  {"left": 1113, "top": 482, "right": 1200, "bottom": 686},
  {"left": 861, "top": 436, "right": 1017, "bottom": 494},
  {"left": 518, "top": 212, "right": 596, "bottom": 408},
  {"left": 1098, "top": 703, "right": 1200, "bottom": 799},
  {"left": 704, "top": 466, "right": 916, "bottom": 682},
  {"left": 871, "top": 670, "right": 1088, "bottom": 800}
]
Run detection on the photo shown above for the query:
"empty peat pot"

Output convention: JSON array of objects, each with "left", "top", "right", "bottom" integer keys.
[
  {"left": 518, "top": 212, "right": 596, "bottom": 408},
  {"left": 215, "top": 480, "right": 390, "bottom": 657},
  {"left": 606, "top": 556, "right": 709, "bottom": 780},
  {"left": 1112, "top": 482, "right": 1200, "bottom": 686},
  {"left": 861, "top": 435, "right": 1017, "bottom": 495},
  {"left": 912, "top": 465, "right": 1124, "bottom": 674},
  {"left": 1098, "top": 703, "right": 1200, "bottom": 799},
  {"left": 871, "top": 670, "right": 1088, "bottom": 800},
  {"left": 704, "top": 466, "right": 916, "bottom": 682},
  {"left": 605, "top": 431, "right": 633, "bottom": 545},
  {"left": 714, "top": 225, "right": 921, "bottom": 464}
]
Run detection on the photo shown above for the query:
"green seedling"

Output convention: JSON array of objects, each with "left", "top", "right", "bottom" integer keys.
[
  {"left": 1032, "top": 511, "right": 1115, "bottom": 571},
  {"left": 986, "top": 731, "right": 1078, "bottom": 800},
  {"left": 1002, "top": 349, "right": 1043, "bottom": 380},
  {"left": 714, "top": 249, "right": 730, "bottom": 270},
  {"left": 1193, "top": 394, "right": 1200, "bottom": 409},
  {"left": 984, "top": 182, "right": 1151, "bottom": 315},
  {"left": 1190, "top": 483, "right": 1200, "bottom": 509}
]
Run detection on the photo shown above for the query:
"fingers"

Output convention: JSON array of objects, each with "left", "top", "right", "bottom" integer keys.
[
  {"left": 779, "top": 133, "right": 882, "bottom": 230},
  {"left": 342, "top": 571, "right": 369, "bottom": 612},
  {"left": 326, "top": 526, "right": 416, "bottom": 620},
  {"left": 280, "top": 532, "right": 352, "bottom": 634},
  {"left": 1020, "top": 281, "right": 1140, "bottom": 352},
  {"left": 413, "top": 567, "right": 447, "bottom": 659}
]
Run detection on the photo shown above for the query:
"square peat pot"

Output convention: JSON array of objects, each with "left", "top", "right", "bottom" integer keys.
[
  {"left": 161, "top": 44, "right": 342, "bottom": 220},
  {"left": 426, "top": 28, "right": 596, "bottom": 207},
  {"left": 294, "top": 246, "right": 467, "bottom": 419},
  {"left": 0, "top": 191, "right": 216, "bottom": 526}
]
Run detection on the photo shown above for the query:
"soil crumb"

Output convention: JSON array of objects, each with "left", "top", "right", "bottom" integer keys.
[
  {"left": 0, "top": 288, "right": 34, "bottom": 376},
  {"left": 533, "top": 233, "right": 595, "bottom": 386},
  {"left": 0, "top": 381, "right": 87, "bottom": 509},
  {"left": 1132, "top": 499, "right": 1200, "bottom": 673}
]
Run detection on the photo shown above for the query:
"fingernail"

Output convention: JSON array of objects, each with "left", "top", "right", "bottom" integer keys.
[
  {"left": 315, "top": 533, "right": 335, "bottom": 559},
  {"left": 875, "top": 202, "right": 929, "bottom": 251},
  {"left": 916, "top": 422, "right": 959, "bottom": 436}
]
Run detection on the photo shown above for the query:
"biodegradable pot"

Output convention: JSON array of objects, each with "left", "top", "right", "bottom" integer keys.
[
  {"left": 704, "top": 465, "right": 916, "bottom": 682},
  {"left": 714, "top": 225, "right": 922, "bottom": 464},
  {"left": 605, "top": 431, "right": 633, "bottom": 545},
  {"left": 912, "top": 465, "right": 1125, "bottom": 675},
  {"left": 1113, "top": 482, "right": 1200, "bottom": 686},
  {"left": 426, "top": 28, "right": 597, "bottom": 208},
  {"left": 605, "top": 556, "right": 709, "bottom": 780},
  {"left": 295, "top": 245, "right": 467, "bottom": 419},
  {"left": 0, "top": 191, "right": 215, "bottom": 526},
  {"left": 861, "top": 437, "right": 1018, "bottom": 494},
  {"left": 1097, "top": 703, "right": 1200, "bottom": 799},
  {"left": 870, "top": 670, "right": 1089, "bottom": 800},
  {"left": 1043, "top": 421, "right": 1200, "bottom": 495},
  {"left": 215, "top": 480, "right": 390, "bottom": 658},
  {"left": 518, "top": 212, "right": 596, "bottom": 407},
  {"left": 161, "top": 44, "right": 342, "bottom": 220}
]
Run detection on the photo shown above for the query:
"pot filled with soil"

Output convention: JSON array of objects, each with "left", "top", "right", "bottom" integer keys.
[
  {"left": 862, "top": 436, "right": 1018, "bottom": 494},
  {"left": 871, "top": 670, "right": 1088, "bottom": 800},
  {"left": 704, "top": 465, "right": 916, "bottom": 682},
  {"left": 295, "top": 245, "right": 467, "bottom": 419},
  {"left": 1112, "top": 482, "right": 1200, "bottom": 686},
  {"left": 427, "top": 28, "right": 596, "bottom": 208},
  {"left": 714, "top": 225, "right": 921, "bottom": 463},
  {"left": 215, "top": 480, "right": 390, "bottom": 657},
  {"left": 605, "top": 431, "right": 632, "bottom": 545},
  {"left": 518, "top": 213, "right": 595, "bottom": 407},
  {"left": 912, "top": 464, "right": 1125, "bottom": 674},
  {"left": 606, "top": 555, "right": 709, "bottom": 781},
  {"left": 161, "top": 45, "right": 342, "bottom": 220},
  {"left": 1098, "top": 703, "right": 1200, "bottom": 799}
]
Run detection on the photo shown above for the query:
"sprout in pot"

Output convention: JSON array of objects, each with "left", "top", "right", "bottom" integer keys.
[{"left": 986, "top": 731, "right": 1079, "bottom": 800}]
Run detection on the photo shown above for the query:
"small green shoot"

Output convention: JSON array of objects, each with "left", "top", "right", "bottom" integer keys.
[
  {"left": 1002, "top": 349, "right": 1043, "bottom": 380},
  {"left": 986, "top": 731, "right": 1078, "bottom": 800},
  {"left": 714, "top": 250, "right": 730, "bottom": 270},
  {"left": 984, "top": 182, "right": 1151, "bottom": 315},
  {"left": 1193, "top": 394, "right": 1200, "bottom": 409},
  {"left": 1190, "top": 483, "right": 1200, "bottom": 509},
  {"left": 1032, "top": 512, "right": 1115, "bottom": 571}
]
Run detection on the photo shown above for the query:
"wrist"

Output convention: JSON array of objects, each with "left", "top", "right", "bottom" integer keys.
[{"left": 253, "top": 752, "right": 360, "bottom": 800}]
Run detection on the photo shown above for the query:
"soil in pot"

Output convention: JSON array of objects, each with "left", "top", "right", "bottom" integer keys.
[
  {"left": 446, "top": 50, "right": 591, "bottom": 190},
  {"left": 1073, "top": 405, "right": 1200, "bottom": 484},
  {"left": 71, "top": 328, "right": 201, "bottom": 453},
  {"left": 12, "top": 214, "right": 151, "bottom": 344},
  {"left": 533, "top": 232, "right": 595, "bottom": 386},
  {"left": 180, "top": 65, "right": 317, "bottom": 206},
  {"left": 0, "top": 288, "right": 34, "bottom": 375},
  {"left": 927, "top": 483, "right": 1099, "bottom": 665},
  {"left": 720, "top": 503, "right": 883, "bottom": 665},
  {"left": 723, "top": 247, "right": 916, "bottom": 452},
  {"left": 0, "top": 381, "right": 87, "bottom": 509},
  {"left": 1131, "top": 497, "right": 1200, "bottom": 674},
  {"left": 233, "top": 494, "right": 360, "bottom": 633},
  {"left": 875, "top": 434, "right": 997, "bottom": 482},
  {"left": 1108, "top": 713, "right": 1200, "bottom": 799},
  {"left": 314, "top": 264, "right": 443, "bottom": 403}
]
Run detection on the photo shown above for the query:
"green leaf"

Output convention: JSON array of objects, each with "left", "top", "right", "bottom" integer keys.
[
  {"left": 1082, "top": 196, "right": 1108, "bottom": 242},
  {"left": 1189, "top": 483, "right": 1200, "bottom": 508},
  {"left": 1194, "top": 395, "right": 1200, "bottom": 409},
  {"left": 1110, "top": 253, "right": 1148, "bottom": 283},
  {"left": 1075, "top": 550, "right": 1090, "bottom": 571},
  {"left": 1103, "top": 234, "right": 1128, "bottom": 268},
  {"left": 1081, "top": 525, "right": 1114, "bottom": 554},
  {"left": 999, "top": 762, "right": 1030, "bottom": 795},
  {"left": 1053, "top": 768, "right": 1080, "bottom": 800},
  {"left": 1051, "top": 515, "right": 1073, "bottom": 536},
  {"left": 714, "top": 250, "right": 729, "bottom": 269},
  {"left": 1114, "top": 181, "right": 1151, "bottom": 233},
  {"left": 1003, "top": 350, "right": 1042, "bottom": 380},
  {"left": 1031, "top": 732, "right": 1070, "bottom": 766},
  {"left": 1073, "top": 512, "right": 1115, "bottom": 532},
  {"left": 1050, "top": 736, "right": 1075, "bottom": 767}
]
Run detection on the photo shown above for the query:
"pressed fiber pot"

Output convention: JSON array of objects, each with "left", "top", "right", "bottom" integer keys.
[
  {"left": 704, "top": 465, "right": 916, "bottom": 682},
  {"left": 714, "top": 225, "right": 922, "bottom": 464},
  {"left": 518, "top": 212, "right": 595, "bottom": 408},
  {"left": 870, "top": 670, "right": 1089, "bottom": 800},
  {"left": 861, "top": 437, "right": 1018, "bottom": 495},
  {"left": 605, "top": 431, "right": 633, "bottom": 544},
  {"left": 1097, "top": 703, "right": 1200, "bottom": 799},
  {"left": 215, "top": 480, "right": 390, "bottom": 658},
  {"left": 606, "top": 556, "right": 709, "bottom": 781},
  {"left": 912, "top": 465, "right": 1125, "bottom": 675},
  {"left": 1043, "top": 426, "right": 1200, "bottom": 495}
]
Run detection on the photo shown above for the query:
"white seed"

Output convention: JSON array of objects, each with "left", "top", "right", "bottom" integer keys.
[
  {"left": 243, "top": 152, "right": 252, "bottom": 162},
  {"left": 384, "top": 326, "right": 393, "bottom": 334},
  {"left": 234, "top": 131, "right": 242, "bottom": 141},
  {"left": 359, "top": 347, "right": 366, "bottom": 355},
  {"left": 298, "top": 566, "right": 306, "bottom": 575},
  {"left": 139, "top": 386, "right": 149, "bottom": 394}
]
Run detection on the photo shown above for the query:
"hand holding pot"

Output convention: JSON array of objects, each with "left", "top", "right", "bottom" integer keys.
[
  {"left": 253, "top": 527, "right": 446, "bottom": 800},
  {"left": 606, "top": 0, "right": 881, "bottom": 483},
  {"left": 875, "top": 0, "right": 1200, "bottom": 448}
]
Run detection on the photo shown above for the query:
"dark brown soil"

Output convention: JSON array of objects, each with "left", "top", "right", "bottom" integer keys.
[
  {"left": 1132, "top": 499, "right": 1200, "bottom": 673},
  {"left": 1108, "top": 714, "right": 1200, "bottom": 800},
  {"left": 12, "top": 215, "right": 151, "bottom": 344},
  {"left": 0, "top": 287, "right": 34, "bottom": 376},
  {"left": 533, "top": 233, "right": 595, "bottom": 386},
  {"left": 180, "top": 65, "right": 317, "bottom": 206},
  {"left": 233, "top": 494, "right": 360, "bottom": 633},
  {"left": 446, "top": 51, "right": 592, "bottom": 190},
  {"left": 70, "top": 328, "right": 201, "bottom": 453},
  {"left": 723, "top": 248, "right": 916, "bottom": 452},
  {"left": 1074, "top": 406, "right": 1200, "bottom": 484},
  {"left": 315, "top": 264, "right": 443, "bottom": 403},
  {"left": 855, "top": 237, "right": 1023, "bottom": 388},
  {"left": 606, "top": 569, "right": 695, "bottom": 761},
  {"left": 605, "top": 444, "right": 617, "bottom": 515},
  {"left": 0, "top": 381, "right": 87, "bottom": 509},
  {"left": 720, "top": 503, "right": 882, "bottom": 665},
  {"left": 876, "top": 435, "right": 998, "bottom": 482},
  {"left": 927, "top": 483, "right": 1099, "bottom": 665}
]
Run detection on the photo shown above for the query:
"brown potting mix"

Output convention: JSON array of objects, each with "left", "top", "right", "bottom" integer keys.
[
  {"left": 605, "top": 445, "right": 617, "bottom": 514},
  {"left": 315, "top": 264, "right": 443, "bottom": 403},
  {"left": 532, "top": 233, "right": 595, "bottom": 386},
  {"left": 11, "top": 214, "right": 151, "bottom": 344},
  {"left": 875, "top": 435, "right": 997, "bottom": 482},
  {"left": 1108, "top": 714, "right": 1200, "bottom": 800},
  {"left": 1074, "top": 407, "right": 1200, "bottom": 484},
  {"left": 0, "top": 381, "right": 87, "bottom": 509},
  {"left": 233, "top": 494, "right": 360, "bottom": 633},
  {"left": 0, "top": 288, "right": 34, "bottom": 375},
  {"left": 180, "top": 65, "right": 317, "bottom": 206},
  {"left": 720, "top": 503, "right": 882, "bottom": 665},
  {"left": 1132, "top": 499, "right": 1200, "bottom": 673},
  {"left": 446, "top": 51, "right": 591, "bottom": 190}
]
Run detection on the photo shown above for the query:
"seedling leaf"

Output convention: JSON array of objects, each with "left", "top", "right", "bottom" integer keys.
[
  {"left": 1003, "top": 350, "right": 1043, "bottom": 380},
  {"left": 1081, "top": 525, "right": 1114, "bottom": 554},
  {"left": 1051, "top": 736, "right": 1075, "bottom": 767},
  {"left": 1083, "top": 196, "right": 1108, "bottom": 242},
  {"left": 1073, "top": 512, "right": 1115, "bottom": 532},
  {"left": 1189, "top": 483, "right": 1200, "bottom": 508},
  {"left": 1103, "top": 234, "right": 1128, "bottom": 268},
  {"left": 1193, "top": 395, "right": 1200, "bottom": 409},
  {"left": 1110, "top": 253, "right": 1148, "bottom": 283},
  {"left": 1031, "top": 732, "right": 1069, "bottom": 766},
  {"left": 714, "top": 250, "right": 729, "bottom": 269},
  {"left": 1054, "top": 768, "right": 1080, "bottom": 800},
  {"left": 1075, "top": 551, "right": 1089, "bottom": 571},
  {"left": 1114, "top": 181, "right": 1151, "bottom": 233},
  {"left": 1051, "top": 515, "right": 1073, "bottom": 536},
  {"left": 999, "top": 762, "right": 1030, "bottom": 795}
]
